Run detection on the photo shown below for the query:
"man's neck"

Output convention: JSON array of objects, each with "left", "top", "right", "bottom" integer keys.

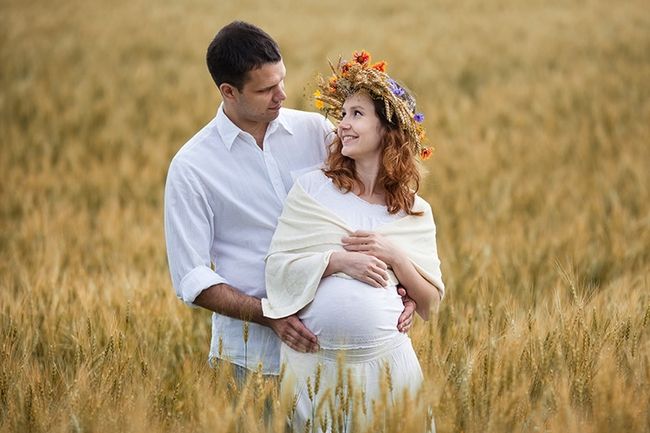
[{"left": 223, "top": 106, "right": 269, "bottom": 149}]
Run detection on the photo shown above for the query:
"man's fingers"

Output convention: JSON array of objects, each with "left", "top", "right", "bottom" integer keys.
[
  {"left": 270, "top": 317, "right": 318, "bottom": 353},
  {"left": 293, "top": 321, "right": 318, "bottom": 344},
  {"left": 285, "top": 316, "right": 319, "bottom": 352},
  {"left": 397, "top": 292, "right": 417, "bottom": 333},
  {"left": 291, "top": 338, "right": 312, "bottom": 353},
  {"left": 291, "top": 337, "right": 319, "bottom": 353},
  {"left": 398, "top": 316, "right": 413, "bottom": 333},
  {"left": 283, "top": 331, "right": 312, "bottom": 353},
  {"left": 283, "top": 335, "right": 302, "bottom": 352},
  {"left": 397, "top": 308, "right": 414, "bottom": 332},
  {"left": 291, "top": 341, "right": 312, "bottom": 353},
  {"left": 403, "top": 300, "right": 417, "bottom": 313}
]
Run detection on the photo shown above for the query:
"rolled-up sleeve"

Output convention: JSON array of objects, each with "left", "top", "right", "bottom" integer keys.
[{"left": 164, "top": 159, "right": 228, "bottom": 306}]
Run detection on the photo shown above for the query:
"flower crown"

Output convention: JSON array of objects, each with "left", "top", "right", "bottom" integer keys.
[{"left": 314, "top": 50, "right": 433, "bottom": 160}]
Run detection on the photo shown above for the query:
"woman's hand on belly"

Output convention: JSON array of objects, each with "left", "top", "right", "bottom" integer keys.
[
  {"left": 342, "top": 231, "right": 439, "bottom": 320},
  {"left": 325, "top": 251, "right": 389, "bottom": 288},
  {"left": 341, "top": 231, "right": 406, "bottom": 267}
]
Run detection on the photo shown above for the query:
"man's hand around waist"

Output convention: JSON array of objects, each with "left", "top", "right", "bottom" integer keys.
[
  {"left": 266, "top": 315, "right": 319, "bottom": 353},
  {"left": 397, "top": 286, "right": 416, "bottom": 333}
]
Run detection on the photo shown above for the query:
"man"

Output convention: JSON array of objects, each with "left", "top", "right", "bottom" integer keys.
[{"left": 164, "top": 21, "right": 414, "bottom": 378}]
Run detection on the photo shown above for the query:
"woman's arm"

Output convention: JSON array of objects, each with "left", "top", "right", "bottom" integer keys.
[
  {"left": 341, "top": 231, "right": 441, "bottom": 320},
  {"left": 323, "top": 251, "right": 390, "bottom": 288},
  {"left": 389, "top": 254, "right": 441, "bottom": 320}
]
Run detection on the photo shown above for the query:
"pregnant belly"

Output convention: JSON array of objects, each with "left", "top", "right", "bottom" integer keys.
[{"left": 298, "top": 275, "right": 404, "bottom": 349}]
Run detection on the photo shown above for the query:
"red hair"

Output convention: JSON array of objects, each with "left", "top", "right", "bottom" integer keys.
[{"left": 322, "top": 97, "right": 423, "bottom": 216}]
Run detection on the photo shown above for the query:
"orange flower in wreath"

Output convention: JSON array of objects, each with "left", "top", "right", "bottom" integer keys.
[
  {"left": 420, "top": 147, "right": 433, "bottom": 160},
  {"left": 353, "top": 50, "right": 371, "bottom": 65},
  {"left": 371, "top": 61, "right": 387, "bottom": 72}
]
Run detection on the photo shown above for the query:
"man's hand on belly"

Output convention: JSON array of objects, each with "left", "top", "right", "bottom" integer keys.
[{"left": 267, "top": 315, "right": 320, "bottom": 353}]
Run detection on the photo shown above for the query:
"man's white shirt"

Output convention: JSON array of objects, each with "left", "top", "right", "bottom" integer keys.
[{"left": 164, "top": 104, "right": 332, "bottom": 374}]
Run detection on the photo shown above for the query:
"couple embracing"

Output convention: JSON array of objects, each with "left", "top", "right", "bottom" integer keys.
[{"left": 164, "top": 21, "right": 445, "bottom": 431}]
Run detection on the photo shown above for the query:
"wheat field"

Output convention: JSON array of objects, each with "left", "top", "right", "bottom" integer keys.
[{"left": 1, "top": 0, "right": 649, "bottom": 431}]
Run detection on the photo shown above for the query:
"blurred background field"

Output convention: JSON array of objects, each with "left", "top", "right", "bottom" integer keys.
[{"left": 1, "top": 0, "right": 649, "bottom": 431}]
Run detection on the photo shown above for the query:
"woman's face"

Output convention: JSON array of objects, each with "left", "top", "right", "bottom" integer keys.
[{"left": 337, "top": 92, "right": 385, "bottom": 162}]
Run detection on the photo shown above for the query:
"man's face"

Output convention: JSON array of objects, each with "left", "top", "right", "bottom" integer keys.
[{"left": 231, "top": 60, "right": 287, "bottom": 126}]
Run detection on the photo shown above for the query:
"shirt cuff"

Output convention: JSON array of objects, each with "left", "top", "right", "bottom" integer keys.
[{"left": 179, "top": 265, "right": 228, "bottom": 306}]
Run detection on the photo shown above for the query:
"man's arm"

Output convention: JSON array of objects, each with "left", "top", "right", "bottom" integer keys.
[
  {"left": 194, "top": 283, "right": 319, "bottom": 353},
  {"left": 164, "top": 161, "right": 318, "bottom": 353}
]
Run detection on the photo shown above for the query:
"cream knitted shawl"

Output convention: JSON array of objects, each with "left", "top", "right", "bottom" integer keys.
[{"left": 261, "top": 181, "right": 444, "bottom": 319}]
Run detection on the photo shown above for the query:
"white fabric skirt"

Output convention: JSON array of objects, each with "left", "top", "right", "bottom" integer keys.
[{"left": 281, "top": 333, "right": 426, "bottom": 432}]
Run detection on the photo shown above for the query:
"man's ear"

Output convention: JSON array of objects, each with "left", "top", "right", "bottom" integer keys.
[{"left": 219, "top": 83, "right": 238, "bottom": 101}]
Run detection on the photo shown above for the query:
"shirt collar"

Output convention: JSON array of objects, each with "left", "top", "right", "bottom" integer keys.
[
  {"left": 215, "top": 104, "right": 294, "bottom": 151},
  {"left": 215, "top": 104, "right": 241, "bottom": 151},
  {"left": 272, "top": 110, "right": 294, "bottom": 136}
]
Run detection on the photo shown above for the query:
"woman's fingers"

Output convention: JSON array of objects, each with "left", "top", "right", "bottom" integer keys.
[
  {"left": 342, "top": 243, "right": 364, "bottom": 252},
  {"left": 345, "top": 230, "right": 372, "bottom": 239},
  {"left": 343, "top": 252, "right": 389, "bottom": 287},
  {"left": 365, "top": 265, "right": 389, "bottom": 287},
  {"left": 342, "top": 240, "right": 372, "bottom": 250},
  {"left": 374, "top": 263, "right": 389, "bottom": 280},
  {"left": 363, "top": 275, "right": 382, "bottom": 288},
  {"left": 342, "top": 234, "right": 391, "bottom": 265},
  {"left": 342, "top": 231, "right": 375, "bottom": 246}
]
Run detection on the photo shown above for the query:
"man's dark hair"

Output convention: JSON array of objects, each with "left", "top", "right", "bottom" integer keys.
[{"left": 206, "top": 21, "right": 282, "bottom": 91}]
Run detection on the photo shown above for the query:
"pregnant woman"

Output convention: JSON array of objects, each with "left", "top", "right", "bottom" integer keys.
[{"left": 262, "top": 51, "right": 445, "bottom": 431}]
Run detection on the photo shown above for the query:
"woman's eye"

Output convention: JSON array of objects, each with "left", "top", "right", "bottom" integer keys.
[{"left": 354, "top": 110, "right": 362, "bottom": 116}]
